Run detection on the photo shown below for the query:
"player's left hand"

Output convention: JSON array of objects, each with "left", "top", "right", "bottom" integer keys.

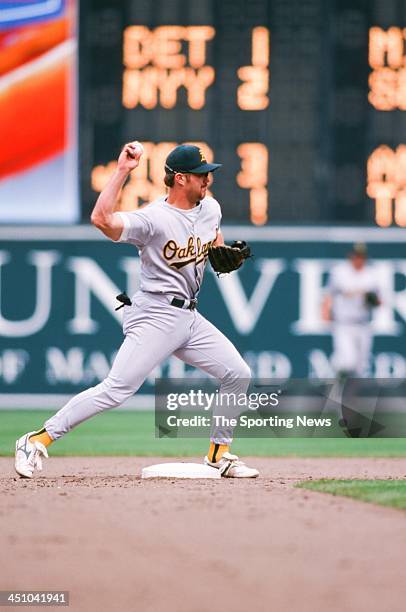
[
  {"left": 208, "top": 240, "right": 252, "bottom": 275},
  {"left": 365, "top": 291, "right": 380, "bottom": 308},
  {"left": 117, "top": 141, "right": 144, "bottom": 173}
]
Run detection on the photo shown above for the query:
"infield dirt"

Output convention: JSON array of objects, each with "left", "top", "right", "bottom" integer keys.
[{"left": 1, "top": 457, "right": 406, "bottom": 612}]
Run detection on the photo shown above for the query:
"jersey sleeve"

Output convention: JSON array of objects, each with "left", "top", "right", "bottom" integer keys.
[
  {"left": 113, "top": 210, "right": 154, "bottom": 247},
  {"left": 216, "top": 199, "right": 222, "bottom": 230},
  {"left": 207, "top": 196, "right": 222, "bottom": 232},
  {"left": 327, "top": 267, "right": 339, "bottom": 294}
]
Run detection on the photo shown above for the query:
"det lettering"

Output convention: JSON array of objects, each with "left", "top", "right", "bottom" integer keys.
[{"left": 122, "top": 26, "right": 216, "bottom": 110}]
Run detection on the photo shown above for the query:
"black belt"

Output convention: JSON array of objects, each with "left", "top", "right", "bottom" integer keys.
[
  {"left": 171, "top": 297, "right": 197, "bottom": 311},
  {"left": 115, "top": 292, "right": 197, "bottom": 311}
]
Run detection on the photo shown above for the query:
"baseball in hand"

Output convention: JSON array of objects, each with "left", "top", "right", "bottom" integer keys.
[{"left": 128, "top": 141, "right": 144, "bottom": 158}]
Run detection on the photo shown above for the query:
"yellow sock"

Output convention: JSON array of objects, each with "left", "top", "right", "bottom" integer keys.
[
  {"left": 29, "top": 429, "right": 53, "bottom": 448},
  {"left": 208, "top": 442, "right": 229, "bottom": 463}
]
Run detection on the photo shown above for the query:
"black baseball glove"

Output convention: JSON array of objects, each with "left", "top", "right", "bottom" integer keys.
[
  {"left": 208, "top": 240, "right": 252, "bottom": 275},
  {"left": 365, "top": 291, "right": 380, "bottom": 308}
]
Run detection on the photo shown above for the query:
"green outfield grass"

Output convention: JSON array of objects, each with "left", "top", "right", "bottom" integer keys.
[
  {"left": 298, "top": 479, "right": 406, "bottom": 510},
  {"left": 1, "top": 410, "right": 406, "bottom": 457}
]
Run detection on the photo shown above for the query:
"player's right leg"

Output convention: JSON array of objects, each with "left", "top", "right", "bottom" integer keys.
[
  {"left": 332, "top": 323, "right": 358, "bottom": 377},
  {"left": 174, "top": 312, "right": 258, "bottom": 478},
  {"left": 354, "top": 324, "right": 373, "bottom": 376},
  {"left": 15, "top": 294, "right": 191, "bottom": 477}
]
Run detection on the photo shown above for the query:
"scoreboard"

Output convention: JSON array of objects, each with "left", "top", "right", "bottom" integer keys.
[{"left": 80, "top": 0, "right": 406, "bottom": 226}]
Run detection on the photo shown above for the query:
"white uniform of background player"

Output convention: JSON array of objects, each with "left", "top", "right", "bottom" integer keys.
[
  {"left": 322, "top": 244, "right": 380, "bottom": 377},
  {"left": 15, "top": 142, "right": 259, "bottom": 479}
]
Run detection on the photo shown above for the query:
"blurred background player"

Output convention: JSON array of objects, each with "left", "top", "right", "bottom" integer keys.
[{"left": 322, "top": 243, "right": 381, "bottom": 379}]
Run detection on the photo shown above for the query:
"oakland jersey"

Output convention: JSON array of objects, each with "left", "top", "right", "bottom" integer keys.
[{"left": 115, "top": 195, "right": 221, "bottom": 299}]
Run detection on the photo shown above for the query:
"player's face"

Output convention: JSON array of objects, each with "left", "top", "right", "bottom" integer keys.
[
  {"left": 351, "top": 254, "right": 366, "bottom": 270},
  {"left": 186, "top": 172, "right": 210, "bottom": 200}
]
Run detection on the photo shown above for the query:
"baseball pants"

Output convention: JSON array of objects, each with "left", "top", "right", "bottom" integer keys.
[
  {"left": 332, "top": 322, "right": 373, "bottom": 377},
  {"left": 45, "top": 291, "right": 251, "bottom": 444}
]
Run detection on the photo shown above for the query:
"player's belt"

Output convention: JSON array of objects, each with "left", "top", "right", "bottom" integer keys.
[{"left": 171, "top": 297, "right": 198, "bottom": 311}]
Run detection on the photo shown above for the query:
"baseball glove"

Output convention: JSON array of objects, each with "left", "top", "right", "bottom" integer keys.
[
  {"left": 208, "top": 240, "right": 252, "bottom": 275},
  {"left": 365, "top": 291, "right": 380, "bottom": 308}
]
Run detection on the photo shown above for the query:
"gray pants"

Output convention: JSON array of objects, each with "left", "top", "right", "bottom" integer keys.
[
  {"left": 332, "top": 322, "right": 372, "bottom": 377},
  {"left": 45, "top": 291, "right": 251, "bottom": 445}
]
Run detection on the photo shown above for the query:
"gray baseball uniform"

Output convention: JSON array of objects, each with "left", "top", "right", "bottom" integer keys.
[
  {"left": 328, "top": 260, "right": 380, "bottom": 376},
  {"left": 116, "top": 194, "right": 220, "bottom": 298},
  {"left": 44, "top": 195, "right": 251, "bottom": 444}
]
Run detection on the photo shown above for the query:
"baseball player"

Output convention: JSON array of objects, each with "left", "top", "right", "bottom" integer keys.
[
  {"left": 321, "top": 243, "right": 381, "bottom": 378},
  {"left": 15, "top": 142, "right": 259, "bottom": 479}
]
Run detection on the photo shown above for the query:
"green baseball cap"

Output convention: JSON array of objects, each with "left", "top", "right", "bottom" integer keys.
[
  {"left": 350, "top": 242, "right": 368, "bottom": 257},
  {"left": 165, "top": 144, "right": 222, "bottom": 174}
]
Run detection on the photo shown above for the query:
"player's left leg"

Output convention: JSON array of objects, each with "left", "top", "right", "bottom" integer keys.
[
  {"left": 174, "top": 311, "right": 258, "bottom": 478},
  {"left": 15, "top": 296, "right": 192, "bottom": 477},
  {"left": 354, "top": 324, "right": 373, "bottom": 376},
  {"left": 332, "top": 323, "right": 359, "bottom": 377}
]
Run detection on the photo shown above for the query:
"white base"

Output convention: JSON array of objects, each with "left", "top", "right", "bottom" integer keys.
[{"left": 141, "top": 462, "right": 221, "bottom": 479}]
